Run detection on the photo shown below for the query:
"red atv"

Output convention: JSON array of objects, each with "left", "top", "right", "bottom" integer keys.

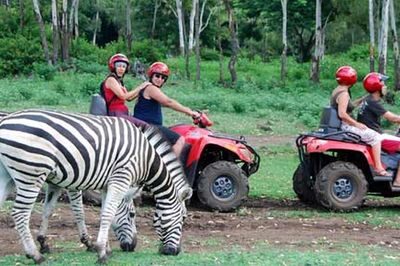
[
  {"left": 294, "top": 107, "right": 400, "bottom": 211},
  {"left": 170, "top": 113, "right": 260, "bottom": 211},
  {"left": 89, "top": 96, "right": 260, "bottom": 211}
]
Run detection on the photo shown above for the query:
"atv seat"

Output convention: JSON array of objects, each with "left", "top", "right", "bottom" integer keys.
[
  {"left": 318, "top": 106, "right": 341, "bottom": 134},
  {"left": 89, "top": 94, "right": 107, "bottom": 116}
]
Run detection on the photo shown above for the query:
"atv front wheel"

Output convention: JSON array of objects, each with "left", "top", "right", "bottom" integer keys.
[
  {"left": 197, "top": 161, "right": 248, "bottom": 212},
  {"left": 314, "top": 161, "right": 367, "bottom": 211},
  {"left": 292, "top": 164, "right": 316, "bottom": 204}
]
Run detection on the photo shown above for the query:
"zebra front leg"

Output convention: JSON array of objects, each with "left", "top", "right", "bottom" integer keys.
[
  {"left": 95, "top": 183, "right": 128, "bottom": 264},
  {"left": 67, "top": 191, "right": 95, "bottom": 252},
  {"left": 37, "top": 184, "right": 63, "bottom": 254},
  {"left": 12, "top": 181, "right": 46, "bottom": 264}
]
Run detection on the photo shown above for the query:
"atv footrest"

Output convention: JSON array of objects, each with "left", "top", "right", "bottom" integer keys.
[
  {"left": 391, "top": 186, "right": 400, "bottom": 192},
  {"left": 373, "top": 175, "right": 394, "bottom": 182}
]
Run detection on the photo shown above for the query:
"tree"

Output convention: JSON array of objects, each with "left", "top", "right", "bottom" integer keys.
[
  {"left": 151, "top": 0, "right": 161, "bottom": 38},
  {"left": 176, "top": 0, "right": 185, "bottom": 55},
  {"left": 310, "top": 0, "right": 322, "bottom": 83},
  {"left": 389, "top": 0, "right": 400, "bottom": 90},
  {"left": 32, "top": 0, "right": 51, "bottom": 65},
  {"left": 368, "top": 0, "right": 375, "bottom": 72},
  {"left": 378, "top": 0, "right": 389, "bottom": 74},
  {"left": 223, "top": 0, "right": 239, "bottom": 86},
  {"left": 126, "top": 0, "right": 132, "bottom": 53},
  {"left": 92, "top": 0, "right": 100, "bottom": 45},
  {"left": 51, "top": 0, "right": 60, "bottom": 64},
  {"left": 60, "top": 0, "right": 70, "bottom": 62},
  {"left": 280, "top": 0, "right": 288, "bottom": 82},
  {"left": 195, "top": 0, "right": 200, "bottom": 80}
]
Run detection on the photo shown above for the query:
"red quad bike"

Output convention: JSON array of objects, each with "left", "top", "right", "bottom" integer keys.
[
  {"left": 170, "top": 113, "right": 260, "bottom": 211},
  {"left": 294, "top": 106, "right": 400, "bottom": 211},
  {"left": 89, "top": 96, "right": 260, "bottom": 211}
]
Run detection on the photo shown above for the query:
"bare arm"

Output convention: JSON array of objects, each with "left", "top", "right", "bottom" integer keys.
[
  {"left": 337, "top": 92, "right": 366, "bottom": 129},
  {"left": 105, "top": 77, "right": 131, "bottom": 100},
  {"left": 383, "top": 111, "right": 400, "bottom": 123},
  {"left": 126, "top": 81, "right": 152, "bottom": 101},
  {"left": 352, "top": 95, "right": 367, "bottom": 107},
  {"left": 146, "top": 85, "right": 199, "bottom": 117}
]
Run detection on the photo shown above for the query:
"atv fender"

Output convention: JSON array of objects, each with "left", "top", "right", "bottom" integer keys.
[{"left": 305, "top": 137, "right": 375, "bottom": 166}]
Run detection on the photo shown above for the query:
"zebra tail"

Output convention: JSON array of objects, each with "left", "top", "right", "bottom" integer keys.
[{"left": 0, "top": 160, "right": 14, "bottom": 207}]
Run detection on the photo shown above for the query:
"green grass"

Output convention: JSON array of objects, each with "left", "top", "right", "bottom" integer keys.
[{"left": 1, "top": 241, "right": 399, "bottom": 265}]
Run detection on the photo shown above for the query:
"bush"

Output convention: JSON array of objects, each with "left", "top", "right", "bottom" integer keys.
[
  {"left": 33, "top": 62, "right": 57, "bottom": 81},
  {"left": 201, "top": 48, "right": 220, "bottom": 61},
  {"left": 131, "top": 40, "right": 166, "bottom": 63},
  {"left": 0, "top": 35, "right": 43, "bottom": 77}
]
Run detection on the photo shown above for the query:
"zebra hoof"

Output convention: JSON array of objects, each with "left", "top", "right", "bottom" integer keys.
[
  {"left": 26, "top": 253, "right": 45, "bottom": 264},
  {"left": 160, "top": 244, "right": 180, "bottom": 256},
  {"left": 120, "top": 237, "right": 137, "bottom": 252},
  {"left": 96, "top": 255, "right": 108, "bottom": 265},
  {"left": 86, "top": 244, "right": 96, "bottom": 253},
  {"left": 40, "top": 245, "right": 50, "bottom": 254},
  {"left": 37, "top": 236, "right": 50, "bottom": 254}
]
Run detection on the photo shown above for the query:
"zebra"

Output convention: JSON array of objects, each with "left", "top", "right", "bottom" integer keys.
[
  {"left": 0, "top": 111, "right": 140, "bottom": 254},
  {"left": 0, "top": 109, "right": 192, "bottom": 264}
]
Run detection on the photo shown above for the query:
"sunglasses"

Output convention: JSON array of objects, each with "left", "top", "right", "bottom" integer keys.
[
  {"left": 154, "top": 73, "right": 168, "bottom": 81},
  {"left": 115, "top": 62, "right": 128, "bottom": 69}
]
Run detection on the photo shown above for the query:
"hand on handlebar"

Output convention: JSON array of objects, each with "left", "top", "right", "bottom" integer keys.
[{"left": 191, "top": 110, "right": 201, "bottom": 119}]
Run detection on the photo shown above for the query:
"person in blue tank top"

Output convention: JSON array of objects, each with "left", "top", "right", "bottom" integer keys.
[{"left": 133, "top": 62, "right": 200, "bottom": 156}]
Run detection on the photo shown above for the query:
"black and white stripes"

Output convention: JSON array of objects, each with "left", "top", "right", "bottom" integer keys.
[{"left": 0, "top": 109, "right": 191, "bottom": 264}]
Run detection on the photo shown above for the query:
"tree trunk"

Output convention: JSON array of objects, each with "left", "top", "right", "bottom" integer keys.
[
  {"left": 310, "top": 0, "right": 322, "bottom": 83},
  {"left": 74, "top": 0, "right": 79, "bottom": 38},
  {"left": 389, "top": 0, "right": 400, "bottom": 90},
  {"left": 280, "top": 0, "right": 288, "bottom": 82},
  {"left": 69, "top": 0, "right": 78, "bottom": 38},
  {"left": 188, "top": 0, "right": 197, "bottom": 52},
  {"left": 378, "top": 0, "right": 390, "bottom": 74},
  {"left": 223, "top": 0, "right": 239, "bottom": 86},
  {"left": 61, "top": 0, "right": 70, "bottom": 62},
  {"left": 176, "top": 0, "right": 185, "bottom": 56},
  {"left": 151, "top": 0, "right": 161, "bottom": 38},
  {"left": 195, "top": 0, "right": 200, "bottom": 80},
  {"left": 32, "top": 0, "right": 51, "bottom": 65},
  {"left": 126, "top": 0, "right": 132, "bottom": 53},
  {"left": 92, "top": 0, "right": 100, "bottom": 45},
  {"left": 51, "top": 0, "right": 60, "bottom": 65},
  {"left": 217, "top": 8, "right": 225, "bottom": 86},
  {"left": 19, "top": 0, "right": 24, "bottom": 30},
  {"left": 369, "top": 0, "right": 375, "bottom": 72}
]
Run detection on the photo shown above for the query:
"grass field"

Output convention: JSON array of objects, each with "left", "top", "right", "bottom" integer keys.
[{"left": 1, "top": 56, "right": 400, "bottom": 265}]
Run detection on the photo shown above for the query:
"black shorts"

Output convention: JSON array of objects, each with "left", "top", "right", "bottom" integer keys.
[{"left": 154, "top": 125, "right": 181, "bottom": 145}]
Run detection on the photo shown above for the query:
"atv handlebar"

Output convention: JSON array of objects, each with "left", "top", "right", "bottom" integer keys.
[{"left": 193, "top": 112, "right": 213, "bottom": 128}]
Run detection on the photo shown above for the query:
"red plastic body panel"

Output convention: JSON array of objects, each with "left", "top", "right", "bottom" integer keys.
[
  {"left": 302, "top": 136, "right": 375, "bottom": 166},
  {"left": 170, "top": 124, "right": 253, "bottom": 166}
]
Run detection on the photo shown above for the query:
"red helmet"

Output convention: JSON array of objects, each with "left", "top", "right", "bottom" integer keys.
[
  {"left": 335, "top": 66, "right": 357, "bottom": 86},
  {"left": 147, "top": 62, "right": 170, "bottom": 78},
  {"left": 363, "top": 72, "right": 388, "bottom": 93},
  {"left": 108, "top": 53, "right": 130, "bottom": 72}
]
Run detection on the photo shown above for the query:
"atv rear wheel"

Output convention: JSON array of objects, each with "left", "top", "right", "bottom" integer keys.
[
  {"left": 292, "top": 164, "right": 316, "bottom": 203},
  {"left": 197, "top": 161, "right": 248, "bottom": 212},
  {"left": 314, "top": 161, "right": 367, "bottom": 211}
]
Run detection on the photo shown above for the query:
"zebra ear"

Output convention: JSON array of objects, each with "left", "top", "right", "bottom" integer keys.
[{"left": 179, "top": 187, "right": 192, "bottom": 202}]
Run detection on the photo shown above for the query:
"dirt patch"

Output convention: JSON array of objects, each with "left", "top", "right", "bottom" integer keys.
[{"left": 2, "top": 198, "right": 400, "bottom": 257}]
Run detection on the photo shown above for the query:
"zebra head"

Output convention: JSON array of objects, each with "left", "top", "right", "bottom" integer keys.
[
  {"left": 141, "top": 126, "right": 193, "bottom": 255},
  {"left": 111, "top": 187, "right": 142, "bottom": 252},
  {"left": 153, "top": 185, "right": 192, "bottom": 255}
]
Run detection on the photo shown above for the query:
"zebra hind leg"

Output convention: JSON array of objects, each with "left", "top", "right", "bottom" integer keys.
[
  {"left": 67, "top": 190, "right": 95, "bottom": 252},
  {"left": 12, "top": 179, "right": 47, "bottom": 264},
  {"left": 37, "top": 184, "right": 63, "bottom": 254}
]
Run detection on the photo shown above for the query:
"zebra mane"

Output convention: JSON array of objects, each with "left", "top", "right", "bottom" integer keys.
[{"left": 141, "top": 125, "right": 190, "bottom": 194}]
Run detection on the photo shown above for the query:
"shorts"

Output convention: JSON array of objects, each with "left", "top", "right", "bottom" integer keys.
[
  {"left": 341, "top": 123, "right": 381, "bottom": 146},
  {"left": 154, "top": 125, "right": 181, "bottom": 146}
]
